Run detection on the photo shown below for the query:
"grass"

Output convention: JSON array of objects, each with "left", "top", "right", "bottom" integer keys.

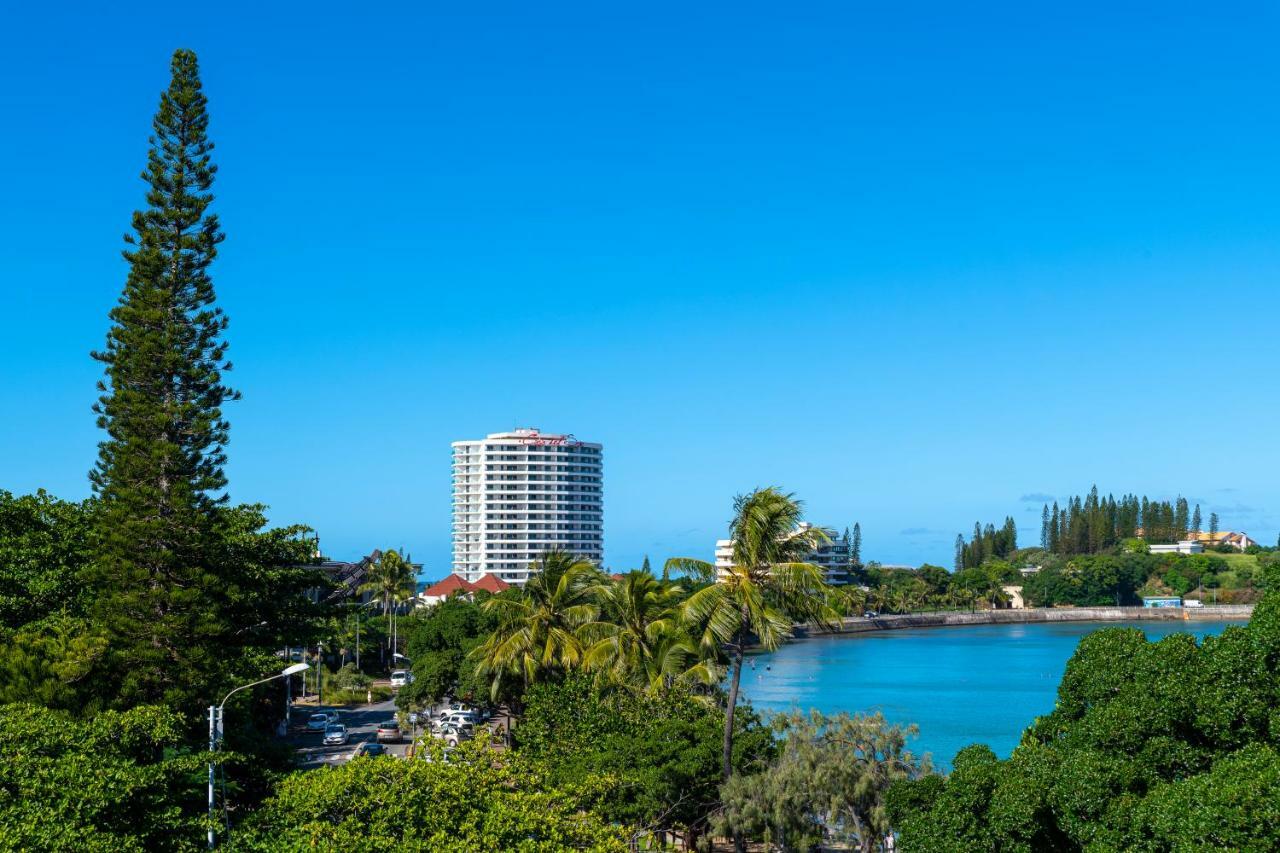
[{"left": 1213, "top": 551, "right": 1259, "bottom": 571}]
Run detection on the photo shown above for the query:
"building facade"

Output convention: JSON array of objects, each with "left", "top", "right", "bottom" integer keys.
[
  {"left": 451, "top": 428, "right": 603, "bottom": 585},
  {"left": 715, "top": 522, "right": 854, "bottom": 585}
]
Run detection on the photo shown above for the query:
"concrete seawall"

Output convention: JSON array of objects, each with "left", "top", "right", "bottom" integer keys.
[{"left": 794, "top": 605, "right": 1254, "bottom": 637}]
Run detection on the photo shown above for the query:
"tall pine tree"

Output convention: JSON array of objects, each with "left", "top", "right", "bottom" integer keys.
[
  {"left": 88, "top": 49, "right": 239, "bottom": 708},
  {"left": 851, "top": 522, "right": 862, "bottom": 566}
]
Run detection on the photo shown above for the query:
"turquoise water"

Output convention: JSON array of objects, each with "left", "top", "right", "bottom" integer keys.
[{"left": 740, "top": 620, "right": 1239, "bottom": 769}]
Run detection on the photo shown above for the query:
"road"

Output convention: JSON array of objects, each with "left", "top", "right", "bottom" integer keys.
[{"left": 290, "top": 699, "right": 415, "bottom": 768}]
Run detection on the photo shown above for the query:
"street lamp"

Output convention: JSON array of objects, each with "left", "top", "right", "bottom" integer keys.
[{"left": 208, "top": 663, "right": 309, "bottom": 849}]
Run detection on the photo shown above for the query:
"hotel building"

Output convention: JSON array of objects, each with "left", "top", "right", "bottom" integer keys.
[
  {"left": 714, "top": 522, "right": 854, "bottom": 585},
  {"left": 451, "top": 428, "right": 603, "bottom": 585}
]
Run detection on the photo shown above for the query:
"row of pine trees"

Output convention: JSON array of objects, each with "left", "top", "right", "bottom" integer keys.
[
  {"left": 1039, "top": 487, "right": 1217, "bottom": 555},
  {"left": 955, "top": 486, "right": 1224, "bottom": 569}
]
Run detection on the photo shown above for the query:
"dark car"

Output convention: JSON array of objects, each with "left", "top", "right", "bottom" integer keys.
[
  {"left": 376, "top": 721, "right": 401, "bottom": 743},
  {"left": 355, "top": 741, "right": 387, "bottom": 757}
]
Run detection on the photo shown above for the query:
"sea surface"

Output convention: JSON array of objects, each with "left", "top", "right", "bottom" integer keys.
[{"left": 740, "top": 619, "right": 1239, "bottom": 769}]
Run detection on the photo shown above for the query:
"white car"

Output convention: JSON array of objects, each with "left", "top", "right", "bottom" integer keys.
[
  {"left": 323, "top": 724, "right": 349, "bottom": 746},
  {"left": 306, "top": 713, "right": 333, "bottom": 732},
  {"left": 440, "top": 701, "right": 481, "bottom": 722},
  {"left": 390, "top": 670, "right": 413, "bottom": 688}
]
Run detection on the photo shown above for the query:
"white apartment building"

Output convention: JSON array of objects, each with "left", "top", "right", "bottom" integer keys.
[
  {"left": 452, "top": 428, "right": 603, "bottom": 585},
  {"left": 714, "top": 522, "right": 854, "bottom": 585}
]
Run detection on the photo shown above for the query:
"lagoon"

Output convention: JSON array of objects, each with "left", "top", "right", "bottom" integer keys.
[{"left": 741, "top": 620, "right": 1239, "bottom": 768}]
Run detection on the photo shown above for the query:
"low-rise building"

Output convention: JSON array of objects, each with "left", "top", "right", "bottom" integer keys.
[
  {"left": 1142, "top": 596, "right": 1183, "bottom": 608},
  {"left": 1185, "top": 530, "right": 1258, "bottom": 551},
  {"left": 1149, "top": 541, "right": 1205, "bottom": 555},
  {"left": 420, "top": 572, "right": 512, "bottom": 607}
]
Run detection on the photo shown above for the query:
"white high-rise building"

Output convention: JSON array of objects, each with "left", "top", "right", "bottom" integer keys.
[{"left": 452, "top": 428, "right": 603, "bottom": 585}]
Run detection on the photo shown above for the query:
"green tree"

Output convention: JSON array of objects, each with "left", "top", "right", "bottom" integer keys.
[
  {"left": 0, "top": 490, "right": 93, "bottom": 630},
  {"left": 84, "top": 48, "right": 242, "bottom": 709},
  {"left": 717, "top": 710, "right": 931, "bottom": 853},
  {"left": 1210, "top": 511, "right": 1220, "bottom": 536},
  {"left": 0, "top": 703, "right": 208, "bottom": 850},
  {"left": 398, "top": 595, "right": 496, "bottom": 708},
  {"left": 517, "top": 673, "right": 773, "bottom": 845},
  {"left": 473, "top": 550, "right": 600, "bottom": 700},
  {"left": 852, "top": 522, "right": 863, "bottom": 566},
  {"left": 1192, "top": 503, "right": 1202, "bottom": 534},
  {"left": 666, "top": 488, "right": 838, "bottom": 781},
  {"left": 238, "top": 738, "right": 628, "bottom": 852}
]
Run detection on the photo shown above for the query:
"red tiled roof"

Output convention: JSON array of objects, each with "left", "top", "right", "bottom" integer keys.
[
  {"left": 422, "top": 574, "right": 473, "bottom": 597},
  {"left": 471, "top": 574, "right": 511, "bottom": 593}
]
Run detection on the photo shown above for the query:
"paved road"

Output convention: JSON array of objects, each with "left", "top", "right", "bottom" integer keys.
[{"left": 291, "top": 699, "right": 414, "bottom": 768}]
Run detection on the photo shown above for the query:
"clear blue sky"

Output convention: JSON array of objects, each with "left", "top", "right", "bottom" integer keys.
[{"left": 2, "top": 2, "right": 1278, "bottom": 575}]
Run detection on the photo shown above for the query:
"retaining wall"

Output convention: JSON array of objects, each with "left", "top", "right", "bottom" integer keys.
[{"left": 795, "top": 604, "right": 1253, "bottom": 637}]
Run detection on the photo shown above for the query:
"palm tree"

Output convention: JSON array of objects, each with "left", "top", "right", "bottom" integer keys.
[
  {"left": 357, "top": 549, "right": 416, "bottom": 652},
  {"left": 667, "top": 487, "right": 839, "bottom": 781},
  {"left": 580, "top": 571, "right": 719, "bottom": 695},
  {"left": 580, "top": 571, "right": 682, "bottom": 685},
  {"left": 472, "top": 550, "right": 600, "bottom": 699}
]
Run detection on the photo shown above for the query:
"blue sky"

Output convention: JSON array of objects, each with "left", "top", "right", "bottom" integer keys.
[{"left": 2, "top": 2, "right": 1278, "bottom": 575}]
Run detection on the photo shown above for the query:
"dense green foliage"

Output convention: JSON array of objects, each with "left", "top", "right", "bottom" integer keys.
[
  {"left": 238, "top": 740, "right": 628, "bottom": 852},
  {"left": 886, "top": 568, "right": 1280, "bottom": 850},
  {"left": 517, "top": 674, "right": 773, "bottom": 839},
  {"left": 717, "top": 710, "right": 929, "bottom": 853},
  {"left": 398, "top": 594, "right": 497, "bottom": 707},
  {"left": 0, "top": 490, "right": 93, "bottom": 629},
  {"left": 0, "top": 703, "right": 207, "bottom": 851}
]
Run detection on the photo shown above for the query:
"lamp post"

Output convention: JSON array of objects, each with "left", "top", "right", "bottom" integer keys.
[{"left": 208, "top": 663, "right": 309, "bottom": 849}]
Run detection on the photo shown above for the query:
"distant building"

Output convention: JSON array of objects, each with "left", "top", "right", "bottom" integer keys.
[
  {"left": 715, "top": 522, "right": 854, "bottom": 585},
  {"left": 420, "top": 572, "right": 512, "bottom": 607},
  {"left": 310, "top": 549, "right": 423, "bottom": 606},
  {"left": 452, "top": 428, "right": 604, "bottom": 586},
  {"left": 1002, "top": 585, "right": 1026, "bottom": 609},
  {"left": 1142, "top": 596, "right": 1183, "bottom": 608},
  {"left": 1148, "top": 541, "right": 1204, "bottom": 555},
  {"left": 1019, "top": 565, "right": 1042, "bottom": 577},
  {"left": 1185, "top": 531, "right": 1257, "bottom": 551}
]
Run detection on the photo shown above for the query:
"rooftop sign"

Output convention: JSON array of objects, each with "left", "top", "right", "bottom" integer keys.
[{"left": 517, "top": 429, "right": 584, "bottom": 448}]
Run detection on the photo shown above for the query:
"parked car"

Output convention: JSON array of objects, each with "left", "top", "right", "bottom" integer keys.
[
  {"left": 376, "top": 720, "right": 401, "bottom": 743},
  {"left": 390, "top": 670, "right": 413, "bottom": 688},
  {"left": 864, "top": 610, "right": 879, "bottom": 618},
  {"left": 440, "top": 708, "right": 477, "bottom": 723},
  {"left": 306, "top": 712, "right": 333, "bottom": 732},
  {"left": 323, "top": 724, "right": 349, "bottom": 746},
  {"left": 355, "top": 741, "right": 387, "bottom": 757},
  {"left": 432, "top": 723, "right": 472, "bottom": 747}
]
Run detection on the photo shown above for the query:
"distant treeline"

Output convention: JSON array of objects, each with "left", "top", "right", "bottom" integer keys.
[
  {"left": 954, "top": 486, "right": 1220, "bottom": 567},
  {"left": 1040, "top": 486, "right": 1208, "bottom": 555},
  {"left": 954, "top": 517, "right": 1018, "bottom": 569}
]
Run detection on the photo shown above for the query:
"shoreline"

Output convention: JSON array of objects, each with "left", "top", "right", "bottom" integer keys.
[{"left": 794, "top": 604, "right": 1254, "bottom": 637}]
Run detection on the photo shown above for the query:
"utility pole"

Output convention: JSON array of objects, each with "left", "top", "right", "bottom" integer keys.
[{"left": 207, "top": 705, "right": 217, "bottom": 850}]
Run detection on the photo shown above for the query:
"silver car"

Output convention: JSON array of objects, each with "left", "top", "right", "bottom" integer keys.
[{"left": 323, "top": 724, "right": 349, "bottom": 746}]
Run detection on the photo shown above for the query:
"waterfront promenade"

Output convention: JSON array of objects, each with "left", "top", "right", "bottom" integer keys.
[{"left": 798, "top": 604, "right": 1253, "bottom": 637}]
